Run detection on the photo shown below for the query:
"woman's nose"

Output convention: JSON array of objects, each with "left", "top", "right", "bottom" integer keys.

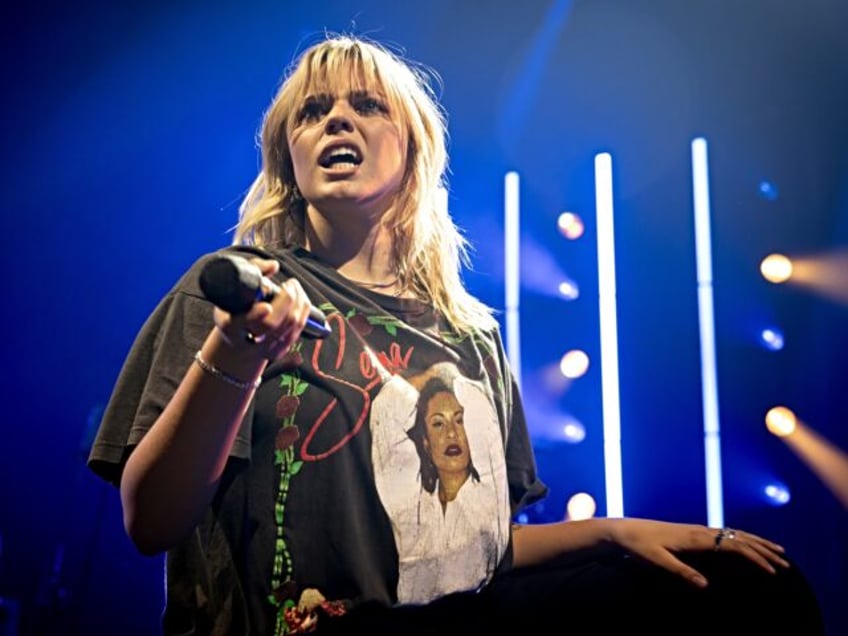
[{"left": 325, "top": 103, "right": 354, "bottom": 134}]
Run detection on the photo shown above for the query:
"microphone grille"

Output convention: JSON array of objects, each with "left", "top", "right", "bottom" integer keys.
[{"left": 199, "top": 254, "right": 262, "bottom": 314}]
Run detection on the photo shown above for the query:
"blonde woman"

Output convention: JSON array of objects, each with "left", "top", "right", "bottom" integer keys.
[{"left": 88, "top": 34, "right": 824, "bottom": 635}]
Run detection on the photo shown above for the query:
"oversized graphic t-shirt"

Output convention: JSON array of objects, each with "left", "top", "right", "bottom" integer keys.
[{"left": 88, "top": 245, "right": 547, "bottom": 636}]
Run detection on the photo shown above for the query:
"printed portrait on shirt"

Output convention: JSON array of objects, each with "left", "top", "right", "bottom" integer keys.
[{"left": 370, "top": 362, "right": 510, "bottom": 604}]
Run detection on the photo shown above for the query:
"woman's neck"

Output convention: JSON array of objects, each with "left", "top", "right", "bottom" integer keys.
[
  {"left": 304, "top": 204, "right": 401, "bottom": 289},
  {"left": 438, "top": 471, "right": 470, "bottom": 508}
]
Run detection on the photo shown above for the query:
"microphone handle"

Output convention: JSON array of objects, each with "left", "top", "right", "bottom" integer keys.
[
  {"left": 199, "top": 254, "right": 331, "bottom": 340},
  {"left": 257, "top": 276, "right": 332, "bottom": 340}
]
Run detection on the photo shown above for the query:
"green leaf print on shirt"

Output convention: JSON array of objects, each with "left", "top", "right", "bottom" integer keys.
[{"left": 269, "top": 343, "right": 308, "bottom": 634}]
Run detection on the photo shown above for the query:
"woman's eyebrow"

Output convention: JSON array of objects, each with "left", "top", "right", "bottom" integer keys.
[
  {"left": 302, "top": 92, "right": 333, "bottom": 103},
  {"left": 348, "top": 89, "right": 386, "bottom": 99}
]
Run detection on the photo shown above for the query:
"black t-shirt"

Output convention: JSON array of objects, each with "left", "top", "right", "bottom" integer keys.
[{"left": 88, "top": 245, "right": 547, "bottom": 635}]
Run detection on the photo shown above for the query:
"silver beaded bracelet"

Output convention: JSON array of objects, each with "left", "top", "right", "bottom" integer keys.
[{"left": 193, "top": 351, "right": 261, "bottom": 391}]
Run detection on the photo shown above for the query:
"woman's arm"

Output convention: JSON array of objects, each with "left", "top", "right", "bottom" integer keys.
[
  {"left": 120, "top": 258, "right": 311, "bottom": 555},
  {"left": 512, "top": 517, "right": 790, "bottom": 588},
  {"left": 370, "top": 375, "right": 422, "bottom": 510},
  {"left": 120, "top": 327, "right": 268, "bottom": 555},
  {"left": 511, "top": 519, "right": 616, "bottom": 567}
]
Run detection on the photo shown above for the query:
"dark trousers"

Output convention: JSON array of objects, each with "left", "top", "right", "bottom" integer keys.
[{"left": 318, "top": 548, "right": 825, "bottom": 635}]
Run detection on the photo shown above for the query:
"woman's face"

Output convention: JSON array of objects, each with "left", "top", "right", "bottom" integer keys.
[
  {"left": 287, "top": 74, "right": 407, "bottom": 216},
  {"left": 423, "top": 390, "right": 470, "bottom": 478}
]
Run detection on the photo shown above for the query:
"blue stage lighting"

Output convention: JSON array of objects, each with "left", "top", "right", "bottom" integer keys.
[
  {"left": 691, "top": 138, "right": 724, "bottom": 528},
  {"left": 759, "top": 327, "right": 785, "bottom": 351},
  {"left": 561, "top": 415, "right": 586, "bottom": 443},
  {"left": 558, "top": 279, "right": 580, "bottom": 300},
  {"left": 764, "top": 482, "right": 791, "bottom": 506},
  {"left": 758, "top": 180, "right": 779, "bottom": 201}
]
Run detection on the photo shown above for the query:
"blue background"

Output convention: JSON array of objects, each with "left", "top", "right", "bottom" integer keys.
[{"left": 1, "top": 1, "right": 846, "bottom": 634}]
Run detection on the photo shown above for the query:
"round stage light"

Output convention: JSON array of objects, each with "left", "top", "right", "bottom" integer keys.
[
  {"left": 765, "top": 406, "right": 797, "bottom": 437},
  {"left": 764, "top": 482, "right": 791, "bottom": 506},
  {"left": 558, "top": 280, "right": 580, "bottom": 300},
  {"left": 561, "top": 416, "right": 586, "bottom": 443},
  {"left": 566, "top": 492, "right": 596, "bottom": 520},
  {"left": 557, "top": 212, "right": 585, "bottom": 240},
  {"left": 760, "top": 254, "right": 793, "bottom": 283},
  {"left": 760, "top": 327, "right": 785, "bottom": 351},
  {"left": 758, "top": 180, "right": 779, "bottom": 201},
  {"left": 560, "top": 350, "right": 590, "bottom": 379}
]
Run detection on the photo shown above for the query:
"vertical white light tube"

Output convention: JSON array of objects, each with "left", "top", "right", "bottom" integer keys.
[
  {"left": 594, "top": 153, "right": 624, "bottom": 518},
  {"left": 691, "top": 137, "right": 724, "bottom": 528},
  {"left": 504, "top": 171, "right": 522, "bottom": 390}
]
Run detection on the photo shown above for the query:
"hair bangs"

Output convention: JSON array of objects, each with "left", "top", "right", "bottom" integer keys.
[
  {"left": 304, "top": 42, "right": 381, "bottom": 95},
  {"left": 291, "top": 39, "right": 417, "bottom": 131}
]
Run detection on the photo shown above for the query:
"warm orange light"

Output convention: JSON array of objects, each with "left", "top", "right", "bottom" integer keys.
[
  {"left": 558, "top": 212, "right": 585, "bottom": 240},
  {"left": 766, "top": 406, "right": 797, "bottom": 437},
  {"left": 778, "top": 251, "right": 848, "bottom": 308},
  {"left": 566, "top": 492, "right": 596, "bottom": 520},
  {"left": 560, "top": 349, "right": 590, "bottom": 379},
  {"left": 774, "top": 415, "right": 848, "bottom": 509},
  {"left": 761, "top": 254, "right": 793, "bottom": 283}
]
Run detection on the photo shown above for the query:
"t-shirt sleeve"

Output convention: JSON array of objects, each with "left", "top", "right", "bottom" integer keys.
[
  {"left": 86, "top": 251, "right": 254, "bottom": 485},
  {"left": 503, "top": 372, "right": 548, "bottom": 514},
  {"left": 484, "top": 325, "right": 548, "bottom": 515}
]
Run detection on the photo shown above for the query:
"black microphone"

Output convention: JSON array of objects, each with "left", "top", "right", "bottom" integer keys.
[{"left": 199, "top": 253, "right": 331, "bottom": 339}]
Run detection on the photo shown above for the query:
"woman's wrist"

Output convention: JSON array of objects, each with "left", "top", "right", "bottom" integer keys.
[
  {"left": 200, "top": 328, "right": 269, "bottom": 386},
  {"left": 193, "top": 351, "right": 260, "bottom": 391}
]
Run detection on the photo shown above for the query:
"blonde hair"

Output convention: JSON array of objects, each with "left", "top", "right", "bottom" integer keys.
[{"left": 234, "top": 34, "right": 496, "bottom": 335}]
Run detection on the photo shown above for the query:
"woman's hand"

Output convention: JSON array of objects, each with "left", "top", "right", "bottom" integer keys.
[
  {"left": 212, "top": 257, "right": 313, "bottom": 360},
  {"left": 610, "top": 518, "right": 790, "bottom": 587}
]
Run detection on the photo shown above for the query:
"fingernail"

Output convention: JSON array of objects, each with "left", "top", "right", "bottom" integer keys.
[{"left": 693, "top": 574, "right": 708, "bottom": 588}]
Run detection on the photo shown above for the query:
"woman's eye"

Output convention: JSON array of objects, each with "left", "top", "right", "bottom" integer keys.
[
  {"left": 298, "top": 102, "right": 323, "bottom": 122},
  {"left": 297, "top": 97, "right": 330, "bottom": 122},
  {"left": 356, "top": 96, "right": 387, "bottom": 115}
]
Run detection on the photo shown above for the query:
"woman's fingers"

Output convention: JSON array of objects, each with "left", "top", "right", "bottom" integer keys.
[
  {"left": 213, "top": 258, "right": 313, "bottom": 359},
  {"left": 253, "top": 257, "right": 281, "bottom": 277},
  {"left": 262, "top": 279, "right": 312, "bottom": 359},
  {"left": 711, "top": 527, "right": 790, "bottom": 574},
  {"left": 618, "top": 520, "right": 792, "bottom": 588},
  {"left": 664, "top": 555, "right": 709, "bottom": 588},
  {"left": 242, "top": 278, "right": 309, "bottom": 353},
  {"left": 740, "top": 531, "right": 789, "bottom": 568},
  {"left": 726, "top": 528, "right": 784, "bottom": 552}
]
